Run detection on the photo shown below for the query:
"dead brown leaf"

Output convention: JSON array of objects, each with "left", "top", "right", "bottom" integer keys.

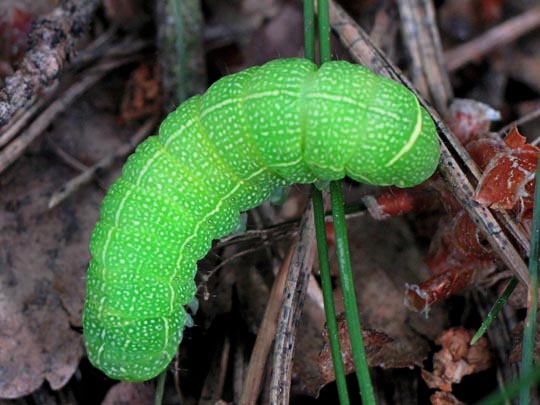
[
  {"left": 102, "top": 381, "right": 155, "bottom": 405},
  {"left": 422, "top": 327, "right": 493, "bottom": 392},
  {"left": 120, "top": 61, "right": 161, "bottom": 123},
  {"left": 0, "top": 158, "right": 90, "bottom": 398},
  {"left": 0, "top": 82, "right": 139, "bottom": 398},
  {"left": 295, "top": 214, "right": 448, "bottom": 397}
]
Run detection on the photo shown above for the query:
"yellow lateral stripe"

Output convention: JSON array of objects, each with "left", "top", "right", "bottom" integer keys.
[{"left": 385, "top": 96, "right": 422, "bottom": 167}]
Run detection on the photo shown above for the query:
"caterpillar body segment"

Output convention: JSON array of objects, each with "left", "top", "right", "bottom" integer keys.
[{"left": 83, "top": 58, "right": 440, "bottom": 381}]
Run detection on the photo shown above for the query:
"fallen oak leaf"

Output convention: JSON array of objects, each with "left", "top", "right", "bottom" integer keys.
[{"left": 473, "top": 127, "right": 538, "bottom": 210}]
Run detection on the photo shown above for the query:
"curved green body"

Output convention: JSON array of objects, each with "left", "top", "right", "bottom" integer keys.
[{"left": 82, "top": 58, "right": 440, "bottom": 381}]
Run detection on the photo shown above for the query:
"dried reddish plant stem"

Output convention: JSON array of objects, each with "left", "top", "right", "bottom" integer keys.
[
  {"left": 362, "top": 184, "right": 440, "bottom": 219},
  {"left": 388, "top": 123, "right": 537, "bottom": 309},
  {"left": 0, "top": 0, "right": 101, "bottom": 127},
  {"left": 364, "top": 125, "right": 538, "bottom": 312},
  {"left": 239, "top": 250, "right": 291, "bottom": 405},
  {"left": 400, "top": 127, "right": 538, "bottom": 311},
  {"left": 403, "top": 126, "right": 538, "bottom": 309},
  {"left": 438, "top": 133, "right": 529, "bottom": 285},
  {"left": 445, "top": 5, "right": 540, "bottom": 72},
  {"left": 405, "top": 265, "right": 477, "bottom": 312}
]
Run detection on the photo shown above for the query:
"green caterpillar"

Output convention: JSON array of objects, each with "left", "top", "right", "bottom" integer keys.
[{"left": 82, "top": 58, "right": 440, "bottom": 381}]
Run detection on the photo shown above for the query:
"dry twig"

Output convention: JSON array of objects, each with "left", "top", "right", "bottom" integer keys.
[
  {"left": 0, "top": 58, "right": 138, "bottom": 176},
  {"left": 0, "top": 97, "right": 48, "bottom": 148},
  {"left": 445, "top": 5, "right": 540, "bottom": 72},
  {"left": 269, "top": 200, "right": 317, "bottom": 403},
  {"left": 396, "top": 0, "right": 453, "bottom": 112},
  {"left": 500, "top": 106, "right": 540, "bottom": 141},
  {"left": 0, "top": 0, "right": 101, "bottom": 127},
  {"left": 46, "top": 138, "right": 90, "bottom": 172},
  {"left": 48, "top": 116, "right": 159, "bottom": 209},
  {"left": 398, "top": 0, "right": 531, "bottom": 288},
  {"left": 0, "top": 31, "right": 150, "bottom": 153},
  {"left": 239, "top": 250, "right": 291, "bottom": 405}
]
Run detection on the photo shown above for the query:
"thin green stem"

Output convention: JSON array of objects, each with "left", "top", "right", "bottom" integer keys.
[
  {"left": 155, "top": 368, "right": 167, "bottom": 405},
  {"left": 471, "top": 278, "right": 518, "bottom": 345},
  {"left": 330, "top": 181, "right": 376, "bottom": 404},
  {"left": 306, "top": 2, "right": 349, "bottom": 402},
  {"left": 317, "top": 0, "right": 331, "bottom": 64},
  {"left": 171, "top": 0, "right": 187, "bottom": 103},
  {"left": 313, "top": 189, "right": 351, "bottom": 405},
  {"left": 303, "top": 0, "right": 315, "bottom": 62},
  {"left": 520, "top": 153, "right": 540, "bottom": 404},
  {"left": 315, "top": 1, "right": 374, "bottom": 402}
]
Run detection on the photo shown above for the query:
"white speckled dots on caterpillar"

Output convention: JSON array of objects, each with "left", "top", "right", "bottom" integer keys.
[{"left": 82, "top": 58, "right": 440, "bottom": 381}]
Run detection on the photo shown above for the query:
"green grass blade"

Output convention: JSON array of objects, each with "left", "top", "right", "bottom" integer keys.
[
  {"left": 307, "top": 1, "right": 350, "bottom": 402},
  {"left": 306, "top": 2, "right": 350, "bottom": 403},
  {"left": 471, "top": 278, "right": 519, "bottom": 345},
  {"left": 308, "top": 2, "right": 375, "bottom": 402},
  {"left": 155, "top": 368, "right": 167, "bottom": 405},
  {"left": 330, "top": 181, "right": 376, "bottom": 404},
  {"left": 316, "top": 1, "right": 374, "bottom": 402},
  {"left": 478, "top": 364, "right": 540, "bottom": 405},
  {"left": 317, "top": 0, "right": 331, "bottom": 63},
  {"left": 313, "top": 189, "right": 351, "bottom": 405},
  {"left": 520, "top": 153, "right": 540, "bottom": 404},
  {"left": 303, "top": 0, "right": 315, "bottom": 62}
]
